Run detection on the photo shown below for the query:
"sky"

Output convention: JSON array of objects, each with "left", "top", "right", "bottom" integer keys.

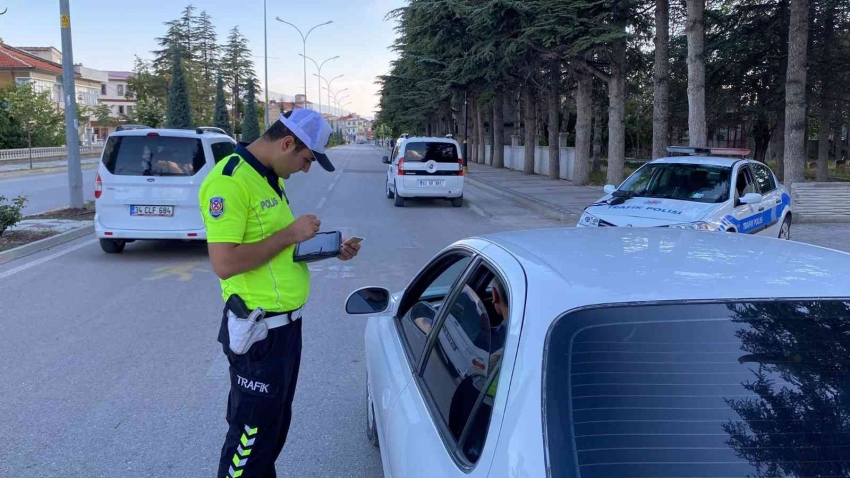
[{"left": 0, "top": 0, "right": 406, "bottom": 119}]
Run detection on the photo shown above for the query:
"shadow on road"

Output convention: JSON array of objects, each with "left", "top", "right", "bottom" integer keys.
[{"left": 115, "top": 240, "right": 209, "bottom": 260}]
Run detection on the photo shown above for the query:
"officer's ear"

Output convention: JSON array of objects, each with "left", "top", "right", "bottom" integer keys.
[{"left": 279, "top": 135, "right": 296, "bottom": 152}]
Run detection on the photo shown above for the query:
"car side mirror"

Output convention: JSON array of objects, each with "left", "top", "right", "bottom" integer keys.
[
  {"left": 382, "top": 156, "right": 391, "bottom": 164},
  {"left": 603, "top": 184, "right": 616, "bottom": 195},
  {"left": 346, "top": 287, "right": 391, "bottom": 315},
  {"left": 740, "top": 193, "right": 763, "bottom": 205}
]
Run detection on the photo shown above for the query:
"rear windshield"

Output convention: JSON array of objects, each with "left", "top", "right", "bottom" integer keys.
[
  {"left": 618, "top": 163, "right": 732, "bottom": 203},
  {"left": 102, "top": 135, "right": 206, "bottom": 176},
  {"left": 403, "top": 142, "right": 459, "bottom": 162},
  {"left": 545, "top": 300, "right": 850, "bottom": 478}
]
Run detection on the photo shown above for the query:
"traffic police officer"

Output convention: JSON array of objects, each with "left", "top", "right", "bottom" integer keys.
[{"left": 200, "top": 109, "right": 360, "bottom": 478}]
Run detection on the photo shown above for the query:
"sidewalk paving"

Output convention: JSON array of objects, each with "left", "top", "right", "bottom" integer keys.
[
  {"left": 466, "top": 162, "right": 602, "bottom": 224},
  {"left": 0, "top": 157, "right": 99, "bottom": 174}
]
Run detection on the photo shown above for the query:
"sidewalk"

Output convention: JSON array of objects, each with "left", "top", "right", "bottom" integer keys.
[
  {"left": 465, "top": 162, "right": 603, "bottom": 223},
  {"left": 0, "top": 157, "right": 100, "bottom": 174}
]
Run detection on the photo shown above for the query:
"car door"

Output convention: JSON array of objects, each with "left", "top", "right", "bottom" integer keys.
[
  {"left": 728, "top": 164, "right": 765, "bottom": 234},
  {"left": 385, "top": 244, "right": 526, "bottom": 478},
  {"left": 388, "top": 144, "right": 401, "bottom": 190},
  {"left": 369, "top": 250, "right": 475, "bottom": 476},
  {"left": 750, "top": 162, "right": 784, "bottom": 236}
]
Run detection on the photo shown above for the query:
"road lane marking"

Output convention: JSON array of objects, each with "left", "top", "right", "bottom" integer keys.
[
  {"left": 317, "top": 196, "right": 327, "bottom": 209},
  {"left": 470, "top": 204, "right": 487, "bottom": 218},
  {"left": 0, "top": 238, "right": 98, "bottom": 280},
  {"left": 145, "top": 262, "right": 208, "bottom": 281}
]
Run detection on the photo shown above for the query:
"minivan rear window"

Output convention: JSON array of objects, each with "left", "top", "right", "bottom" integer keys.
[
  {"left": 545, "top": 300, "right": 850, "bottom": 478},
  {"left": 102, "top": 136, "right": 206, "bottom": 176},
  {"left": 403, "top": 142, "right": 459, "bottom": 163}
]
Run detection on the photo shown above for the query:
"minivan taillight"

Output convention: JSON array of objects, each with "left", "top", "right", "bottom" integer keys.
[
  {"left": 146, "top": 132, "right": 160, "bottom": 137},
  {"left": 94, "top": 173, "right": 102, "bottom": 199},
  {"left": 458, "top": 158, "right": 464, "bottom": 176},
  {"left": 397, "top": 158, "right": 405, "bottom": 176}
]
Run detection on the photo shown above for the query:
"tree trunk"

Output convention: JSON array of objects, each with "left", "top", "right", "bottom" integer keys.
[
  {"left": 477, "top": 98, "right": 486, "bottom": 165},
  {"left": 607, "top": 1, "right": 628, "bottom": 184},
  {"left": 469, "top": 97, "right": 478, "bottom": 163},
  {"left": 773, "top": 0, "right": 790, "bottom": 181},
  {"left": 548, "top": 65, "right": 561, "bottom": 179},
  {"left": 574, "top": 71, "right": 593, "bottom": 186},
  {"left": 816, "top": 2, "right": 834, "bottom": 182},
  {"left": 493, "top": 91, "right": 505, "bottom": 169},
  {"left": 487, "top": 105, "right": 494, "bottom": 165},
  {"left": 652, "top": 0, "right": 670, "bottom": 158},
  {"left": 524, "top": 85, "right": 536, "bottom": 174},
  {"left": 783, "top": 0, "right": 809, "bottom": 186},
  {"left": 593, "top": 98, "right": 603, "bottom": 174},
  {"left": 686, "top": 0, "right": 707, "bottom": 147}
]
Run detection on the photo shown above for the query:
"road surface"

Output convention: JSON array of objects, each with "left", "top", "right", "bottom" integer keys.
[
  {"left": 0, "top": 144, "right": 558, "bottom": 477},
  {"left": 0, "top": 168, "right": 97, "bottom": 215}
]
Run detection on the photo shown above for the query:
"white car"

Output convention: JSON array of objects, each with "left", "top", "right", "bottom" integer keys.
[
  {"left": 577, "top": 150, "right": 792, "bottom": 239},
  {"left": 383, "top": 136, "right": 465, "bottom": 208},
  {"left": 345, "top": 228, "right": 850, "bottom": 477},
  {"left": 94, "top": 127, "right": 236, "bottom": 253}
]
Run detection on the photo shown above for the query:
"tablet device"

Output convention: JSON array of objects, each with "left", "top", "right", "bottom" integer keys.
[{"left": 293, "top": 231, "right": 342, "bottom": 263}]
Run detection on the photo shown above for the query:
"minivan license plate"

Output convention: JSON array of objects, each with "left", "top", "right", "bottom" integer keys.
[
  {"left": 131, "top": 205, "right": 174, "bottom": 217},
  {"left": 418, "top": 180, "right": 445, "bottom": 187}
]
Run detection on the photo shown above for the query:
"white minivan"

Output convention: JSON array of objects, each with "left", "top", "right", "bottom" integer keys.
[
  {"left": 383, "top": 136, "right": 465, "bottom": 207},
  {"left": 94, "top": 127, "right": 236, "bottom": 253}
]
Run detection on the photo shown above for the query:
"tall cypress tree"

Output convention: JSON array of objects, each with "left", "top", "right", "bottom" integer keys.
[
  {"left": 166, "top": 48, "right": 194, "bottom": 129},
  {"left": 213, "top": 73, "right": 232, "bottom": 136},
  {"left": 241, "top": 81, "right": 260, "bottom": 142}
]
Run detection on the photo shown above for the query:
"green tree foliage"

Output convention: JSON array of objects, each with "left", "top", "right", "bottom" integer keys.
[
  {"left": 241, "top": 81, "right": 260, "bottom": 142},
  {"left": 0, "top": 83, "right": 65, "bottom": 148},
  {"left": 213, "top": 73, "right": 232, "bottom": 136},
  {"left": 166, "top": 48, "right": 194, "bottom": 129},
  {"left": 222, "top": 26, "right": 258, "bottom": 126}
]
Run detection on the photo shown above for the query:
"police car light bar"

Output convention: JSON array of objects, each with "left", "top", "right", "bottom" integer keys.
[{"left": 666, "top": 146, "right": 751, "bottom": 157}]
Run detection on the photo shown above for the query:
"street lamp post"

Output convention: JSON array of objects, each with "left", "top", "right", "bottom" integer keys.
[
  {"left": 275, "top": 18, "right": 332, "bottom": 110},
  {"left": 299, "top": 54, "right": 338, "bottom": 115},
  {"left": 315, "top": 73, "right": 343, "bottom": 115},
  {"left": 263, "top": 0, "right": 269, "bottom": 127},
  {"left": 327, "top": 87, "right": 348, "bottom": 114}
]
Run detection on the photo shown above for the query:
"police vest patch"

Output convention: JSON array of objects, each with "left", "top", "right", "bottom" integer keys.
[{"left": 210, "top": 196, "right": 225, "bottom": 219}]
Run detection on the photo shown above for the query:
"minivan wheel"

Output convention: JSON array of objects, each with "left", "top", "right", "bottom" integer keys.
[
  {"left": 386, "top": 179, "right": 395, "bottom": 199},
  {"left": 393, "top": 186, "right": 405, "bottom": 207},
  {"left": 451, "top": 195, "right": 464, "bottom": 208},
  {"left": 99, "top": 238, "right": 126, "bottom": 254}
]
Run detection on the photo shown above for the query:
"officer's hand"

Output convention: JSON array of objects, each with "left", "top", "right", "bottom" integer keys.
[
  {"left": 287, "top": 215, "right": 321, "bottom": 243},
  {"left": 338, "top": 239, "right": 361, "bottom": 261}
]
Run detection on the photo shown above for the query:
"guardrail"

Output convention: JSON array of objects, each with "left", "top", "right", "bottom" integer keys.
[{"left": 0, "top": 145, "right": 103, "bottom": 162}]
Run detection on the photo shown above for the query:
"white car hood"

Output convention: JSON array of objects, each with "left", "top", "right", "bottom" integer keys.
[{"left": 586, "top": 196, "right": 722, "bottom": 226}]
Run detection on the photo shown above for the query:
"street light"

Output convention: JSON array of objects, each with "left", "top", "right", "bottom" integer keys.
[
  {"left": 263, "top": 0, "right": 269, "bottom": 127},
  {"left": 275, "top": 17, "right": 333, "bottom": 109},
  {"left": 326, "top": 87, "right": 348, "bottom": 112},
  {"left": 299, "top": 54, "right": 339, "bottom": 115},
  {"left": 314, "top": 73, "right": 343, "bottom": 115}
]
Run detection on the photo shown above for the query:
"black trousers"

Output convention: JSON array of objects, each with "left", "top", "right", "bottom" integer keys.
[{"left": 217, "top": 310, "right": 303, "bottom": 478}]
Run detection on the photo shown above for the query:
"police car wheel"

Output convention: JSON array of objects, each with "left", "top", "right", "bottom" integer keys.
[
  {"left": 386, "top": 179, "right": 394, "bottom": 199},
  {"left": 99, "top": 238, "right": 126, "bottom": 254},
  {"left": 779, "top": 217, "right": 791, "bottom": 240},
  {"left": 366, "top": 384, "right": 380, "bottom": 447}
]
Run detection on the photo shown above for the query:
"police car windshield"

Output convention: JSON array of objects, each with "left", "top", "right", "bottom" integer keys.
[{"left": 618, "top": 163, "right": 731, "bottom": 204}]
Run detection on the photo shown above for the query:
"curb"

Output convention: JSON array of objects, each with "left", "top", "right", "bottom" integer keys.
[
  {"left": 0, "top": 224, "right": 94, "bottom": 265},
  {"left": 464, "top": 175, "right": 580, "bottom": 223}
]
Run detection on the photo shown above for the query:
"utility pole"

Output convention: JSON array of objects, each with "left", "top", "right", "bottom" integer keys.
[
  {"left": 263, "top": 0, "right": 270, "bottom": 127},
  {"left": 462, "top": 89, "right": 469, "bottom": 173},
  {"left": 60, "top": 0, "right": 84, "bottom": 209}
]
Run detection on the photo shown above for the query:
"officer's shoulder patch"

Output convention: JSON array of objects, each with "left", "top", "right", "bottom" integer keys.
[{"left": 209, "top": 196, "right": 225, "bottom": 219}]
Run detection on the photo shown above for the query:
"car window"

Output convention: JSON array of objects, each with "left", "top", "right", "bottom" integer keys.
[
  {"left": 735, "top": 166, "right": 758, "bottom": 198},
  {"left": 403, "top": 142, "right": 459, "bottom": 163},
  {"left": 618, "top": 163, "right": 731, "bottom": 203},
  {"left": 398, "top": 255, "right": 472, "bottom": 366},
  {"left": 420, "top": 264, "right": 508, "bottom": 464},
  {"left": 752, "top": 164, "right": 777, "bottom": 193},
  {"left": 211, "top": 141, "right": 236, "bottom": 164},
  {"left": 102, "top": 135, "right": 206, "bottom": 177},
  {"left": 544, "top": 300, "right": 850, "bottom": 478}
]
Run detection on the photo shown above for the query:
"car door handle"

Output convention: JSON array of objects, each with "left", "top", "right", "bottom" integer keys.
[
  {"left": 776, "top": 199, "right": 781, "bottom": 204},
  {"left": 759, "top": 207, "right": 765, "bottom": 212}
]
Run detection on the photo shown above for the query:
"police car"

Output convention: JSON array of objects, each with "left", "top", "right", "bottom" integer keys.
[
  {"left": 577, "top": 147, "right": 792, "bottom": 239},
  {"left": 345, "top": 227, "right": 850, "bottom": 477}
]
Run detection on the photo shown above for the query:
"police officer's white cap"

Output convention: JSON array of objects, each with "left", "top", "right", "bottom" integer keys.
[{"left": 280, "top": 110, "right": 335, "bottom": 172}]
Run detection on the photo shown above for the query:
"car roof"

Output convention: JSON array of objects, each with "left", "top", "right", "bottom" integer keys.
[
  {"left": 400, "top": 137, "right": 459, "bottom": 146},
  {"left": 649, "top": 156, "right": 763, "bottom": 167},
  {"left": 109, "top": 128, "right": 232, "bottom": 140},
  {"left": 478, "top": 227, "right": 850, "bottom": 312}
]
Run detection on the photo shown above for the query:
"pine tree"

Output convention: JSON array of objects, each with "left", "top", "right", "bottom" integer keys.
[
  {"left": 195, "top": 10, "right": 219, "bottom": 86},
  {"left": 222, "top": 26, "right": 257, "bottom": 127},
  {"left": 214, "top": 73, "right": 232, "bottom": 136},
  {"left": 166, "top": 48, "right": 194, "bottom": 129},
  {"left": 241, "top": 81, "right": 260, "bottom": 142},
  {"left": 152, "top": 5, "right": 197, "bottom": 76}
]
